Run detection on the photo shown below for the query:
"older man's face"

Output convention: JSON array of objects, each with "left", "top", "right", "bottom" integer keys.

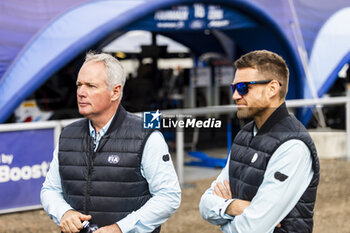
[{"left": 76, "top": 61, "right": 114, "bottom": 120}]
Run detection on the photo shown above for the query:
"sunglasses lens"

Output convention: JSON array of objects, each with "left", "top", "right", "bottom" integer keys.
[
  {"left": 236, "top": 83, "right": 248, "bottom": 95},
  {"left": 231, "top": 84, "right": 235, "bottom": 93},
  {"left": 231, "top": 82, "right": 249, "bottom": 95}
]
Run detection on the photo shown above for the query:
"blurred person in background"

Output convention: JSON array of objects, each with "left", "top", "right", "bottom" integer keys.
[
  {"left": 41, "top": 52, "right": 181, "bottom": 233},
  {"left": 199, "top": 50, "right": 319, "bottom": 233}
]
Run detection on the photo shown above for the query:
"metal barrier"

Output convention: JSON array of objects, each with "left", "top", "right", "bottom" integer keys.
[
  {"left": 162, "top": 96, "right": 350, "bottom": 183},
  {"left": 0, "top": 96, "right": 349, "bottom": 213}
]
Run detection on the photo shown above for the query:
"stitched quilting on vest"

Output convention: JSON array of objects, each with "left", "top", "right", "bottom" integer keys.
[{"left": 58, "top": 110, "right": 154, "bottom": 227}]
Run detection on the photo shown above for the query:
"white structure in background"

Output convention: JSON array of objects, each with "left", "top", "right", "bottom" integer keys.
[
  {"left": 14, "top": 100, "right": 52, "bottom": 122},
  {"left": 103, "top": 30, "right": 190, "bottom": 54},
  {"left": 306, "top": 7, "right": 350, "bottom": 99},
  {"left": 102, "top": 30, "right": 193, "bottom": 75}
]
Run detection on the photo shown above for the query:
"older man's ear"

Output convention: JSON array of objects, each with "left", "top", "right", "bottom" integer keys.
[{"left": 111, "top": 85, "right": 122, "bottom": 102}]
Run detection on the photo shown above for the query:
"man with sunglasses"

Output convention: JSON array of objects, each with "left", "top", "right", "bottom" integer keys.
[{"left": 199, "top": 50, "right": 319, "bottom": 233}]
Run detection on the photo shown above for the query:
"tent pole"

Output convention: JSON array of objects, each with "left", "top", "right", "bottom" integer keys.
[{"left": 288, "top": 0, "right": 327, "bottom": 128}]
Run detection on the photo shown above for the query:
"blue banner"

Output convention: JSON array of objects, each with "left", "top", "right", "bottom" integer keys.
[{"left": 0, "top": 129, "right": 53, "bottom": 212}]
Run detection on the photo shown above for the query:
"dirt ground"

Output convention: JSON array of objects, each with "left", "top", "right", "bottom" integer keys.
[{"left": 0, "top": 159, "right": 349, "bottom": 233}]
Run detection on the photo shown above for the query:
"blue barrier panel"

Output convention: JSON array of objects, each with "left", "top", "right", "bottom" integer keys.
[{"left": 0, "top": 129, "right": 53, "bottom": 213}]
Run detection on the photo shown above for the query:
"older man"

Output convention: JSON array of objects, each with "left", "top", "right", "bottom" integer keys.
[
  {"left": 199, "top": 50, "right": 319, "bottom": 233},
  {"left": 41, "top": 52, "right": 181, "bottom": 233}
]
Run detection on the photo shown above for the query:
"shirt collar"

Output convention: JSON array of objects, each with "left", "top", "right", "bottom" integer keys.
[
  {"left": 253, "top": 124, "right": 258, "bottom": 136},
  {"left": 89, "top": 113, "right": 115, "bottom": 139},
  {"left": 255, "top": 102, "right": 289, "bottom": 136}
]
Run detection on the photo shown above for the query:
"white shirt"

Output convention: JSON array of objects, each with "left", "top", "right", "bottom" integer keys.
[{"left": 199, "top": 139, "right": 314, "bottom": 233}]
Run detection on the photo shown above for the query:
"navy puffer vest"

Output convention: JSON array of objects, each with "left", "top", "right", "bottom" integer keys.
[
  {"left": 229, "top": 103, "right": 319, "bottom": 233},
  {"left": 59, "top": 105, "right": 160, "bottom": 232}
]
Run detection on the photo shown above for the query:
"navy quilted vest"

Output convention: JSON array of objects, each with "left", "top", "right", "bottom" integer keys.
[
  {"left": 229, "top": 103, "right": 319, "bottom": 233},
  {"left": 59, "top": 106, "right": 160, "bottom": 232}
]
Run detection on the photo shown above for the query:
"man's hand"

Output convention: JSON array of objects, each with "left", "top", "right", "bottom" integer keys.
[
  {"left": 225, "top": 199, "right": 251, "bottom": 217},
  {"left": 60, "top": 209, "right": 91, "bottom": 233},
  {"left": 213, "top": 180, "right": 251, "bottom": 217},
  {"left": 95, "top": 223, "right": 122, "bottom": 233},
  {"left": 214, "top": 180, "right": 281, "bottom": 228},
  {"left": 213, "top": 180, "right": 232, "bottom": 199}
]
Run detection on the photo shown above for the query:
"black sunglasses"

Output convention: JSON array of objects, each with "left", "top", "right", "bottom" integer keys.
[{"left": 231, "top": 80, "right": 279, "bottom": 95}]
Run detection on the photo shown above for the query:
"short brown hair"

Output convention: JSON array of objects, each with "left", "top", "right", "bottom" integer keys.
[{"left": 234, "top": 50, "right": 289, "bottom": 99}]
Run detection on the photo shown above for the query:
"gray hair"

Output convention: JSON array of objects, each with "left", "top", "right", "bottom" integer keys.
[{"left": 84, "top": 52, "right": 126, "bottom": 99}]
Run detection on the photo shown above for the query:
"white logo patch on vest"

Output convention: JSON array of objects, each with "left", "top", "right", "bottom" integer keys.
[
  {"left": 108, "top": 155, "right": 120, "bottom": 164},
  {"left": 251, "top": 153, "right": 258, "bottom": 163}
]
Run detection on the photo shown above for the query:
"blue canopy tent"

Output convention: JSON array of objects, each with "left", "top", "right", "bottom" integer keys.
[
  {"left": 0, "top": 0, "right": 349, "bottom": 123},
  {"left": 302, "top": 7, "right": 350, "bottom": 123}
]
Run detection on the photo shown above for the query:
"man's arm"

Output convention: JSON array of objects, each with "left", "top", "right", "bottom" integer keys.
[
  {"left": 40, "top": 146, "right": 74, "bottom": 225},
  {"left": 221, "top": 140, "right": 314, "bottom": 233},
  {"left": 113, "top": 131, "right": 181, "bottom": 233},
  {"left": 198, "top": 153, "right": 236, "bottom": 226},
  {"left": 212, "top": 180, "right": 251, "bottom": 217},
  {"left": 40, "top": 146, "right": 91, "bottom": 232}
]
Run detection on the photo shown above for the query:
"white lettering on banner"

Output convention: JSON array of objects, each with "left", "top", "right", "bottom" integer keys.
[
  {"left": 0, "top": 161, "right": 49, "bottom": 183},
  {"left": 194, "top": 4, "right": 205, "bottom": 18},
  {"left": 208, "top": 20, "right": 229, "bottom": 28},
  {"left": 0, "top": 153, "right": 14, "bottom": 164},
  {"left": 154, "top": 9, "right": 189, "bottom": 21},
  {"left": 157, "top": 22, "right": 184, "bottom": 29},
  {"left": 208, "top": 7, "right": 223, "bottom": 20}
]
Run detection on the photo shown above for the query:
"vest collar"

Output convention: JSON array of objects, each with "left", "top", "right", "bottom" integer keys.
[
  {"left": 105, "top": 104, "right": 127, "bottom": 135},
  {"left": 256, "top": 102, "right": 289, "bottom": 136}
]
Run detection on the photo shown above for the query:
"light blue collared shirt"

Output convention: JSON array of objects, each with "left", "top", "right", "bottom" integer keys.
[
  {"left": 41, "top": 116, "right": 181, "bottom": 233},
  {"left": 199, "top": 127, "right": 314, "bottom": 233},
  {"left": 89, "top": 117, "right": 112, "bottom": 152}
]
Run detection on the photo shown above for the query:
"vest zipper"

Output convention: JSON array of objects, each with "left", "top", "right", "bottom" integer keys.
[
  {"left": 85, "top": 135, "right": 107, "bottom": 214},
  {"left": 247, "top": 123, "right": 256, "bottom": 147},
  {"left": 85, "top": 136, "right": 94, "bottom": 215},
  {"left": 247, "top": 136, "right": 253, "bottom": 148}
]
